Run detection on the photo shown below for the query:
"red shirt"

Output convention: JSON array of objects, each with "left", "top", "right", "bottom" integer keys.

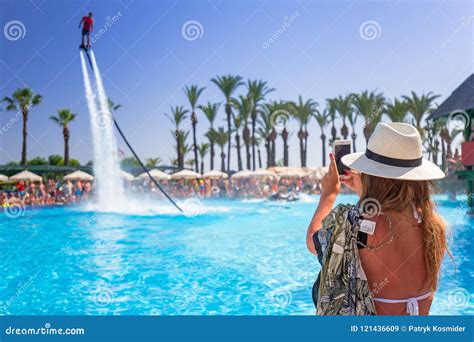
[{"left": 82, "top": 16, "right": 93, "bottom": 30}]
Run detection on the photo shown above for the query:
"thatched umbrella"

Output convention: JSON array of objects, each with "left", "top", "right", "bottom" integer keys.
[
  {"left": 170, "top": 169, "right": 201, "bottom": 180},
  {"left": 250, "top": 169, "right": 276, "bottom": 178},
  {"left": 137, "top": 169, "right": 171, "bottom": 181},
  {"left": 0, "top": 174, "right": 8, "bottom": 182},
  {"left": 231, "top": 170, "right": 253, "bottom": 178},
  {"left": 277, "top": 169, "right": 307, "bottom": 178},
  {"left": 9, "top": 170, "right": 42, "bottom": 182},
  {"left": 63, "top": 170, "right": 94, "bottom": 181},
  {"left": 203, "top": 170, "right": 228, "bottom": 179},
  {"left": 120, "top": 170, "right": 134, "bottom": 181}
]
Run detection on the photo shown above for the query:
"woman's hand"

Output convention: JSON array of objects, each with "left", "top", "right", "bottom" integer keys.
[
  {"left": 340, "top": 170, "right": 363, "bottom": 197},
  {"left": 320, "top": 153, "right": 340, "bottom": 198}
]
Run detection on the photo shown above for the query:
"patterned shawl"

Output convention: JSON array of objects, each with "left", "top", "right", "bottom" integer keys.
[{"left": 312, "top": 203, "right": 376, "bottom": 315}]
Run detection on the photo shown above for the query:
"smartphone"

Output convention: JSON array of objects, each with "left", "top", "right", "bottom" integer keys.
[{"left": 333, "top": 140, "right": 351, "bottom": 174}]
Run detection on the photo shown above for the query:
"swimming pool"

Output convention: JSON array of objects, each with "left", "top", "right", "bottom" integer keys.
[{"left": 0, "top": 195, "right": 472, "bottom": 315}]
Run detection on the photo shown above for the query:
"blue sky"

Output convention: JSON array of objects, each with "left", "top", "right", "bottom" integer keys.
[{"left": 0, "top": 0, "right": 472, "bottom": 168}]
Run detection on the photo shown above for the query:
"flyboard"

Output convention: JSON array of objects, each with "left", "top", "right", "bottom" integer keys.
[
  {"left": 80, "top": 45, "right": 94, "bottom": 70},
  {"left": 80, "top": 46, "right": 183, "bottom": 212}
]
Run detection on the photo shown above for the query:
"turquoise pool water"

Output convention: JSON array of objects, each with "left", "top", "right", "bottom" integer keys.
[{"left": 0, "top": 195, "right": 472, "bottom": 315}]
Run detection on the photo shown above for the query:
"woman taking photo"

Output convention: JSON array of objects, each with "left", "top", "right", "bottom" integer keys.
[{"left": 307, "top": 122, "right": 448, "bottom": 315}]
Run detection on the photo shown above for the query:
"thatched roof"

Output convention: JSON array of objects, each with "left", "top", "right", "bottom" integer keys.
[{"left": 429, "top": 74, "right": 474, "bottom": 120}]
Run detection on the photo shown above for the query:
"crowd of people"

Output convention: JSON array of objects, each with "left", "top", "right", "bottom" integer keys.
[
  {"left": 1, "top": 179, "right": 93, "bottom": 208},
  {"left": 0, "top": 155, "right": 465, "bottom": 209},
  {"left": 0, "top": 174, "right": 325, "bottom": 209}
]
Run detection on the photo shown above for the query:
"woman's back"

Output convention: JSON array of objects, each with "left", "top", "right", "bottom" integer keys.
[{"left": 359, "top": 208, "right": 433, "bottom": 315}]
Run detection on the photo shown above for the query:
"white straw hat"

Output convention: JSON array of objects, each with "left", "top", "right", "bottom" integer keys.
[{"left": 341, "top": 122, "right": 445, "bottom": 181}]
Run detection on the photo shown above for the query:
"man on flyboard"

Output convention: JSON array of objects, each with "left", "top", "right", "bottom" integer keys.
[{"left": 79, "top": 12, "right": 94, "bottom": 49}]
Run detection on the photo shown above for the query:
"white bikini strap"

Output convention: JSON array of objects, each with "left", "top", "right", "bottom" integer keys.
[
  {"left": 373, "top": 291, "right": 432, "bottom": 315},
  {"left": 411, "top": 203, "right": 422, "bottom": 223}
]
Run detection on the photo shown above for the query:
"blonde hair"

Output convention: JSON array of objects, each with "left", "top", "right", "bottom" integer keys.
[{"left": 360, "top": 173, "right": 448, "bottom": 290}]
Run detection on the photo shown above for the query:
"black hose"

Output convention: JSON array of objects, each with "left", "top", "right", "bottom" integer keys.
[{"left": 113, "top": 117, "right": 183, "bottom": 212}]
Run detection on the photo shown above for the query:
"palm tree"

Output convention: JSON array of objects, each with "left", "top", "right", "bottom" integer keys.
[
  {"left": 352, "top": 90, "right": 386, "bottom": 146},
  {"left": 197, "top": 143, "right": 210, "bottom": 174},
  {"left": 347, "top": 94, "right": 359, "bottom": 152},
  {"left": 200, "top": 102, "right": 220, "bottom": 170},
  {"left": 403, "top": 91, "right": 440, "bottom": 137},
  {"left": 257, "top": 124, "right": 272, "bottom": 168},
  {"left": 425, "top": 118, "right": 445, "bottom": 164},
  {"left": 290, "top": 96, "right": 317, "bottom": 167},
  {"left": 259, "top": 106, "right": 277, "bottom": 167},
  {"left": 179, "top": 131, "right": 191, "bottom": 168},
  {"left": 314, "top": 108, "right": 330, "bottom": 167},
  {"left": 326, "top": 98, "right": 339, "bottom": 144},
  {"left": 145, "top": 157, "right": 161, "bottom": 168},
  {"left": 165, "top": 106, "right": 188, "bottom": 169},
  {"left": 232, "top": 95, "right": 253, "bottom": 170},
  {"left": 214, "top": 127, "right": 228, "bottom": 172},
  {"left": 184, "top": 85, "right": 205, "bottom": 172},
  {"left": 205, "top": 128, "right": 219, "bottom": 170},
  {"left": 261, "top": 101, "right": 288, "bottom": 167},
  {"left": 254, "top": 137, "right": 263, "bottom": 168},
  {"left": 211, "top": 75, "right": 244, "bottom": 173},
  {"left": 2, "top": 88, "right": 42, "bottom": 164},
  {"left": 232, "top": 112, "right": 243, "bottom": 171},
  {"left": 385, "top": 98, "right": 408, "bottom": 123},
  {"left": 331, "top": 95, "right": 354, "bottom": 140},
  {"left": 49, "top": 109, "right": 77, "bottom": 166},
  {"left": 440, "top": 125, "right": 463, "bottom": 161},
  {"left": 247, "top": 80, "right": 275, "bottom": 170},
  {"left": 280, "top": 102, "right": 293, "bottom": 167}
]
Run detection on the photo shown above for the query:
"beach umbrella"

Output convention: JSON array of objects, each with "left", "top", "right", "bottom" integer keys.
[
  {"left": 9, "top": 170, "right": 42, "bottom": 182},
  {"left": 313, "top": 167, "right": 328, "bottom": 180},
  {"left": 231, "top": 170, "right": 253, "bottom": 178},
  {"left": 63, "top": 170, "right": 94, "bottom": 181},
  {"left": 277, "top": 169, "right": 305, "bottom": 178},
  {"left": 120, "top": 170, "right": 134, "bottom": 181},
  {"left": 170, "top": 169, "right": 201, "bottom": 180},
  {"left": 250, "top": 169, "right": 276, "bottom": 178},
  {"left": 203, "top": 170, "right": 228, "bottom": 179},
  {"left": 0, "top": 174, "right": 8, "bottom": 182},
  {"left": 137, "top": 169, "right": 171, "bottom": 181}
]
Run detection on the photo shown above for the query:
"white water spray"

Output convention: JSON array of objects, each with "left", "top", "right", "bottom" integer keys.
[
  {"left": 79, "top": 51, "right": 200, "bottom": 215},
  {"left": 80, "top": 51, "right": 126, "bottom": 211}
]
